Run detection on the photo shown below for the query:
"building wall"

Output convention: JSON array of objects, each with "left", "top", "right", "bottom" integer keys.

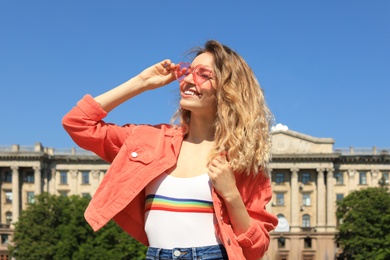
[{"left": 262, "top": 130, "right": 390, "bottom": 260}]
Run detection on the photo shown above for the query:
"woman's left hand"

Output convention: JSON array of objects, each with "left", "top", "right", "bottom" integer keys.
[
  {"left": 208, "top": 153, "right": 252, "bottom": 236},
  {"left": 207, "top": 153, "right": 238, "bottom": 200}
]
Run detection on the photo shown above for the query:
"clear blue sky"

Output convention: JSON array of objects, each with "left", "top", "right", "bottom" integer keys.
[{"left": 1, "top": 1, "right": 389, "bottom": 149}]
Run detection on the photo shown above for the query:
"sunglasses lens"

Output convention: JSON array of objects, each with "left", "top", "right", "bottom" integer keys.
[
  {"left": 175, "top": 62, "right": 191, "bottom": 82},
  {"left": 175, "top": 62, "right": 213, "bottom": 86},
  {"left": 194, "top": 67, "right": 213, "bottom": 85}
]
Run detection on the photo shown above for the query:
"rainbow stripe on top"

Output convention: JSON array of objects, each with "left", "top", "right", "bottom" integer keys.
[{"left": 145, "top": 194, "right": 214, "bottom": 214}]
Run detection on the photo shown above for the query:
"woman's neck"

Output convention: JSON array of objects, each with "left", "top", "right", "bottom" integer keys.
[{"left": 185, "top": 115, "right": 215, "bottom": 144}]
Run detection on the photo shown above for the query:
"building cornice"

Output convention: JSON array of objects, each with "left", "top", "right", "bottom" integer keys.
[
  {"left": 337, "top": 154, "right": 390, "bottom": 163},
  {"left": 0, "top": 152, "right": 47, "bottom": 160},
  {"left": 271, "top": 129, "right": 335, "bottom": 145},
  {"left": 50, "top": 155, "right": 106, "bottom": 164},
  {"left": 272, "top": 153, "right": 339, "bottom": 162}
]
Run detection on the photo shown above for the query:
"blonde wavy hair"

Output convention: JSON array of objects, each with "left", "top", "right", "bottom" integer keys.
[{"left": 172, "top": 40, "right": 273, "bottom": 177}]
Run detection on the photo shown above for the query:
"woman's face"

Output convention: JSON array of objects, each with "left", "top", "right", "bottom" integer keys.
[{"left": 179, "top": 52, "right": 217, "bottom": 117}]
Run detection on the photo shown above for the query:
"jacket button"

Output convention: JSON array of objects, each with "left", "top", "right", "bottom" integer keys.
[
  {"left": 131, "top": 152, "right": 138, "bottom": 158},
  {"left": 227, "top": 238, "right": 231, "bottom": 245}
]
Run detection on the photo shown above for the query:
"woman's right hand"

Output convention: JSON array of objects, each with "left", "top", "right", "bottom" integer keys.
[{"left": 137, "top": 60, "right": 178, "bottom": 90}]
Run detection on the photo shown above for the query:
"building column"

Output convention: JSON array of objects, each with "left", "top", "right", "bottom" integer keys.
[
  {"left": 34, "top": 166, "right": 42, "bottom": 196},
  {"left": 348, "top": 169, "right": 356, "bottom": 192},
  {"left": 11, "top": 165, "right": 20, "bottom": 226},
  {"left": 43, "top": 168, "right": 49, "bottom": 192},
  {"left": 290, "top": 168, "right": 300, "bottom": 232},
  {"left": 317, "top": 168, "right": 326, "bottom": 231},
  {"left": 49, "top": 168, "right": 57, "bottom": 194},
  {"left": 99, "top": 170, "right": 105, "bottom": 182},
  {"left": 71, "top": 170, "right": 79, "bottom": 195},
  {"left": 326, "top": 168, "right": 336, "bottom": 232},
  {"left": 371, "top": 170, "right": 380, "bottom": 186},
  {"left": 266, "top": 169, "right": 273, "bottom": 213}
]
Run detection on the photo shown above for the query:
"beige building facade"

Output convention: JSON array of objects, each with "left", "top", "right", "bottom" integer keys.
[
  {"left": 0, "top": 130, "right": 389, "bottom": 259},
  {"left": 263, "top": 130, "right": 390, "bottom": 260},
  {"left": 0, "top": 144, "right": 109, "bottom": 259}
]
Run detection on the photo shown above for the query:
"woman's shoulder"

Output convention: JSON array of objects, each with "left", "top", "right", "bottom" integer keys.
[{"left": 124, "top": 123, "right": 186, "bottom": 138}]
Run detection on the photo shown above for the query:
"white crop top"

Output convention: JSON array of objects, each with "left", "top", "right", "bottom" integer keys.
[{"left": 144, "top": 173, "right": 221, "bottom": 249}]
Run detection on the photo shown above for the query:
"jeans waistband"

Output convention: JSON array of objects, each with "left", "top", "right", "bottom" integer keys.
[{"left": 146, "top": 244, "right": 228, "bottom": 260}]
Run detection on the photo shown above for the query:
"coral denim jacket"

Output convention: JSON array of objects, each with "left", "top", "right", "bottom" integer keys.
[{"left": 62, "top": 95, "right": 278, "bottom": 260}]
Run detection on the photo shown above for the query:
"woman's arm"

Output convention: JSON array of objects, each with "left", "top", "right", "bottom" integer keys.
[
  {"left": 208, "top": 155, "right": 278, "bottom": 259},
  {"left": 62, "top": 60, "right": 178, "bottom": 161},
  {"left": 208, "top": 154, "right": 251, "bottom": 234},
  {"left": 95, "top": 60, "right": 177, "bottom": 112}
]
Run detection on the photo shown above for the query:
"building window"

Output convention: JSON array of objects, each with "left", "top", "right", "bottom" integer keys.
[
  {"left": 335, "top": 172, "right": 344, "bottom": 185},
  {"left": 304, "top": 237, "right": 312, "bottom": 248},
  {"left": 2, "top": 171, "right": 12, "bottom": 183},
  {"left": 1, "top": 234, "right": 9, "bottom": 245},
  {"left": 275, "top": 173, "right": 285, "bottom": 184},
  {"left": 24, "top": 171, "right": 34, "bottom": 183},
  {"left": 4, "top": 191, "right": 12, "bottom": 204},
  {"left": 81, "top": 193, "right": 91, "bottom": 199},
  {"left": 275, "top": 214, "right": 290, "bottom": 232},
  {"left": 5, "top": 212, "right": 12, "bottom": 225},
  {"left": 302, "top": 193, "right": 311, "bottom": 206},
  {"left": 277, "top": 237, "right": 286, "bottom": 248},
  {"left": 59, "top": 191, "right": 68, "bottom": 197},
  {"left": 60, "top": 171, "right": 68, "bottom": 185},
  {"left": 27, "top": 191, "right": 35, "bottom": 204},
  {"left": 302, "top": 173, "right": 311, "bottom": 184},
  {"left": 359, "top": 172, "right": 367, "bottom": 185},
  {"left": 81, "top": 171, "right": 90, "bottom": 185},
  {"left": 276, "top": 193, "right": 284, "bottom": 206},
  {"left": 0, "top": 253, "right": 9, "bottom": 260},
  {"left": 382, "top": 173, "right": 389, "bottom": 185},
  {"left": 336, "top": 194, "right": 344, "bottom": 202},
  {"left": 302, "top": 214, "right": 310, "bottom": 227}
]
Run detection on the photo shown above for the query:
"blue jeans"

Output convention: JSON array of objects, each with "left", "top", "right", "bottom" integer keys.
[{"left": 145, "top": 244, "right": 228, "bottom": 260}]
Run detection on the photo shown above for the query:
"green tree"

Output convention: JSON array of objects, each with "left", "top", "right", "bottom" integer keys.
[
  {"left": 9, "top": 193, "right": 146, "bottom": 260},
  {"left": 335, "top": 187, "right": 390, "bottom": 260}
]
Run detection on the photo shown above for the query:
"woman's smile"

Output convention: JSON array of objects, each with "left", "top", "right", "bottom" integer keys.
[{"left": 182, "top": 89, "right": 202, "bottom": 98}]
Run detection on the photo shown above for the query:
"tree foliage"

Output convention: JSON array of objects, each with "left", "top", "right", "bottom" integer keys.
[
  {"left": 335, "top": 187, "right": 390, "bottom": 260},
  {"left": 9, "top": 193, "right": 146, "bottom": 260}
]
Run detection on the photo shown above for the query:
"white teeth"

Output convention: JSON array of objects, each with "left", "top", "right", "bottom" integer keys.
[{"left": 184, "top": 90, "right": 196, "bottom": 96}]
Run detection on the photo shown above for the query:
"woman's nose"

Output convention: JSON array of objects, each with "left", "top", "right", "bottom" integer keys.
[{"left": 183, "top": 71, "right": 195, "bottom": 84}]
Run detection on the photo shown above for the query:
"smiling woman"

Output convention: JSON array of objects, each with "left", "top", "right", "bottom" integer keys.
[{"left": 62, "top": 40, "right": 277, "bottom": 260}]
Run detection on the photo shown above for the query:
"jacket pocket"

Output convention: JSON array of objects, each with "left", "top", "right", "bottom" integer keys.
[{"left": 125, "top": 139, "right": 155, "bottom": 165}]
